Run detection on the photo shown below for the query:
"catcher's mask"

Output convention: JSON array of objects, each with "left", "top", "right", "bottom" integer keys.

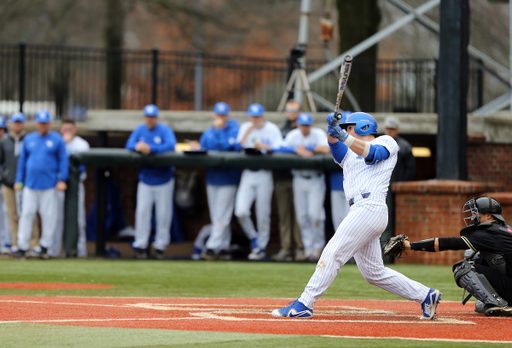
[{"left": 462, "top": 196, "right": 505, "bottom": 226}]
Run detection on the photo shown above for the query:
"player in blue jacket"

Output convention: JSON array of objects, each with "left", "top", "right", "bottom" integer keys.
[
  {"left": 192, "top": 102, "right": 240, "bottom": 260},
  {"left": 14, "top": 110, "right": 68, "bottom": 259},
  {"left": 126, "top": 104, "right": 177, "bottom": 260}
]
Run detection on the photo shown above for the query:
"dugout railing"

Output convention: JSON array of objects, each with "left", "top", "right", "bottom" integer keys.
[{"left": 65, "top": 149, "right": 341, "bottom": 257}]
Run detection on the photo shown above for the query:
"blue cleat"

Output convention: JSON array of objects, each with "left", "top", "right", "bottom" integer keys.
[
  {"left": 272, "top": 300, "right": 313, "bottom": 318},
  {"left": 420, "top": 289, "right": 441, "bottom": 320}
]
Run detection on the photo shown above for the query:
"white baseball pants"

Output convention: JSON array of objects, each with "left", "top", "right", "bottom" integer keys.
[
  {"left": 298, "top": 199, "right": 430, "bottom": 309},
  {"left": 205, "top": 184, "right": 237, "bottom": 252},
  {"left": 330, "top": 190, "right": 350, "bottom": 229},
  {"left": 17, "top": 187, "right": 58, "bottom": 251},
  {"left": 52, "top": 182, "right": 87, "bottom": 257},
  {"left": 133, "top": 179, "right": 174, "bottom": 251},
  {"left": 293, "top": 175, "right": 326, "bottom": 254},
  {"left": 235, "top": 170, "right": 273, "bottom": 250}
]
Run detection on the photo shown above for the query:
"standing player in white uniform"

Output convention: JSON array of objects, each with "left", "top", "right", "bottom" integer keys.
[
  {"left": 52, "top": 118, "right": 90, "bottom": 257},
  {"left": 126, "top": 104, "right": 177, "bottom": 260},
  {"left": 234, "top": 103, "right": 283, "bottom": 260},
  {"left": 273, "top": 112, "right": 441, "bottom": 320},
  {"left": 190, "top": 102, "right": 240, "bottom": 260},
  {"left": 278, "top": 113, "right": 330, "bottom": 261}
]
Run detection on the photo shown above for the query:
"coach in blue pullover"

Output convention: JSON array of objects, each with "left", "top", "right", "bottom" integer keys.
[
  {"left": 126, "top": 104, "right": 177, "bottom": 260},
  {"left": 192, "top": 102, "right": 240, "bottom": 260},
  {"left": 14, "top": 110, "right": 68, "bottom": 259}
]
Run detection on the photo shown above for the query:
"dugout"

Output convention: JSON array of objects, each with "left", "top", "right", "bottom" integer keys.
[{"left": 49, "top": 109, "right": 512, "bottom": 258}]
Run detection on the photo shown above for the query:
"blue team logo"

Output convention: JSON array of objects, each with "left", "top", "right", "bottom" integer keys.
[
  {"left": 46, "top": 140, "right": 53, "bottom": 148},
  {"left": 29, "top": 141, "right": 35, "bottom": 147},
  {"left": 153, "top": 136, "right": 162, "bottom": 144}
]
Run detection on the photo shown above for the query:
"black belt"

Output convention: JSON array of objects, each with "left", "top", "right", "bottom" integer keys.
[
  {"left": 348, "top": 192, "right": 371, "bottom": 206},
  {"left": 248, "top": 169, "right": 260, "bottom": 172}
]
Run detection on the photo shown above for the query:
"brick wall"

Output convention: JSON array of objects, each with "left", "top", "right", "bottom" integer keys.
[
  {"left": 394, "top": 181, "right": 490, "bottom": 266},
  {"left": 467, "top": 143, "right": 512, "bottom": 191}
]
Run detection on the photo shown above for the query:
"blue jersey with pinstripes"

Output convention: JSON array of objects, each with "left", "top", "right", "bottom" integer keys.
[{"left": 336, "top": 135, "right": 398, "bottom": 202}]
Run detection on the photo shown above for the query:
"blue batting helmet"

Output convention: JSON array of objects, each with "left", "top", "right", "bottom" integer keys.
[
  {"left": 0, "top": 116, "right": 6, "bottom": 129},
  {"left": 143, "top": 104, "right": 159, "bottom": 117},
  {"left": 339, "top": 110, "right": 352, "bottom": 124},
  {"left": 213, "top": 102, "right": 230, "bottom": 115},
  {"left": 340, "top": 112, "right": 377, "bottom": 135}
]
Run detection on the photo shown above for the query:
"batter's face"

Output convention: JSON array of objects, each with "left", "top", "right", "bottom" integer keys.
[
  {"left": 249, "top": 116, "right": 265, "bottom": 128},
  {"left": 0, "top": 128, "right": 5, "bottom": 137},
  {"left": 298, "top": 124, "right": 311, "bottom": 136},
  {"left": 36, "top": 122, "right": 51, "bottom": 135},
  {"left": 384, "top": 128, "right": 399, "bottom": 139},
  {"left": 144, "top": 116, "right": 158, "bottom": 130}
]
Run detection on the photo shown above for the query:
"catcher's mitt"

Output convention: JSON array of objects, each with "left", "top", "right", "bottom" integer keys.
[{"left": 382, "top": 234, "right": 409, "bottom": 258}]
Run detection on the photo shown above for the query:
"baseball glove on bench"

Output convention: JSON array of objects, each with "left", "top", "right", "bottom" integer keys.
[{"left": 383, "top": 234, "right": 409, "bottom": 258}]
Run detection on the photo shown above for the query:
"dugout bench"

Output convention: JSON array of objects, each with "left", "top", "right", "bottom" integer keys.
[{"left": 65, "top": 149, "right": 341, "bottom": 257}]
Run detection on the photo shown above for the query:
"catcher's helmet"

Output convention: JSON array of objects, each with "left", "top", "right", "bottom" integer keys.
[
  {"left": 462, "top": 196, "right": 505, "bottom": 226},
  {"left": 340, "top": 112, "right": 377, "bottom": 135}
]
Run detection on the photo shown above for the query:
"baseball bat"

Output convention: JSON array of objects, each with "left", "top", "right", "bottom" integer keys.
[{"left": 334, "top": 55, "right": 353, "bottom": 120}]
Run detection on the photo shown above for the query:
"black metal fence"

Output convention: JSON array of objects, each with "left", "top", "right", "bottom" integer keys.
[{"left": 0, "top": 43, "right": 483, "bottom": 119}]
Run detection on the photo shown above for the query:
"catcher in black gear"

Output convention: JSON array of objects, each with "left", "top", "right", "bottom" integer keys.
[{"left": 392, "top": 196, "right": 512, "bottom": 317}]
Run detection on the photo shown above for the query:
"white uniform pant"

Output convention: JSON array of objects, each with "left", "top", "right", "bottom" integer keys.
[
  {"left": 17, "top": 187, "right": 58, "bottom": 252},
  {"left": 52, "top": 182, "right": 87, "bottom": 257},
  {"left": 330, "top": 190, "right": 350, "bottom": 229},
  {"left": 298, "top": 199, "right": 430, "bottom": 309},
  {"left": 133, "top": 179, "right": 174, "bottom": 251},
  {"left": 205, "top": 184, "right": 237, "bottom": 252},
  {"left": 234, "top": 170, "right": 273, "bottom": 250},
  {"left": 293, "top": 175, "right": 326, "bottom": 254},
  {"left": 0, "top": 187, "right": 11, "bottom": 248}
]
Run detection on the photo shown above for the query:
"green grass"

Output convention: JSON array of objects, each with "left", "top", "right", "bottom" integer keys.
[
  {"left": 0, "top": 324, "right": 500, "bottom": 348},
  {"left": 0, "top": 259, "right": 494, "bottom": 347},
  {"left": 0, "top": 259, "right": 460, "bottom": 300}
]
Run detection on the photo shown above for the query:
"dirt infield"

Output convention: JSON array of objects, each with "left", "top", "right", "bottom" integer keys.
[{"left": 0, "top": 296, "right": 510, "bottom": 343}]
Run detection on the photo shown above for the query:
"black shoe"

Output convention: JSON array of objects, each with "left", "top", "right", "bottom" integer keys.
[
  {"left": 201, "top": 249, "right": 217, "bottom": 261},
  {"left": 153, "top": 249, "right": 165, "bottom": 260},
  {"left": 133, "top": 248, "right": 148, "bottom": 259},
  {"left": 485, "top": 305, "right": 512, "bottom": 317},
  {"left": 13, "top": 249, "right": 27, "bottom": 260},
  {"left": 217, "top": 250, "right": 232, "bottom": 261},
  {"left": 40, "top": 247, "right": 50, "bottom": 260}
]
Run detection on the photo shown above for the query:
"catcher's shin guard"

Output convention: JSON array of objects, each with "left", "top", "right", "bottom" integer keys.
[{"left": 453, "top": 260, "right": 510, "bottom": 315}]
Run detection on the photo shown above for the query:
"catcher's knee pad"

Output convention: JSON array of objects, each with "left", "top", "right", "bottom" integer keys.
[{"left": 453, "top": 260, "right": 508, "bottom": 309}]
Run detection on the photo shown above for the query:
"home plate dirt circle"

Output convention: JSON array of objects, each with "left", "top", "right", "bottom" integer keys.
[{"left": 0, "top": 296, "right": 510, "bottom": 343}]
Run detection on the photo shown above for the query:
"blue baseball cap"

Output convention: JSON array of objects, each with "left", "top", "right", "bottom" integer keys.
[
  {"left": 213, "top": 102, "right": 230, "bottom": 115},
  {"left": 247, "top": 103, "right": 264, "bottom": 117},
  {"left": 35, "top": 110, "right": 51, "bottom": 123},
  {"left": 10, "top": 112, "right": 25, "bottom": 123},
  {"left": 297, "top": 112, "right": 313, "bottom": 126},
  {"left": 0, "top": 116, "right": 6, "bottom": 129},
  {"left": 143, "top": 104, "right": 159, "bottom": 117}
]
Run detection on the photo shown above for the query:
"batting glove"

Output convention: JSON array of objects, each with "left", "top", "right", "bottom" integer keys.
[
  {"left": 327, "top": 124, "right": 349, "bottom": 142},
  {"left": 326, "top": 112, "right": 341, "bottom": 127}
]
